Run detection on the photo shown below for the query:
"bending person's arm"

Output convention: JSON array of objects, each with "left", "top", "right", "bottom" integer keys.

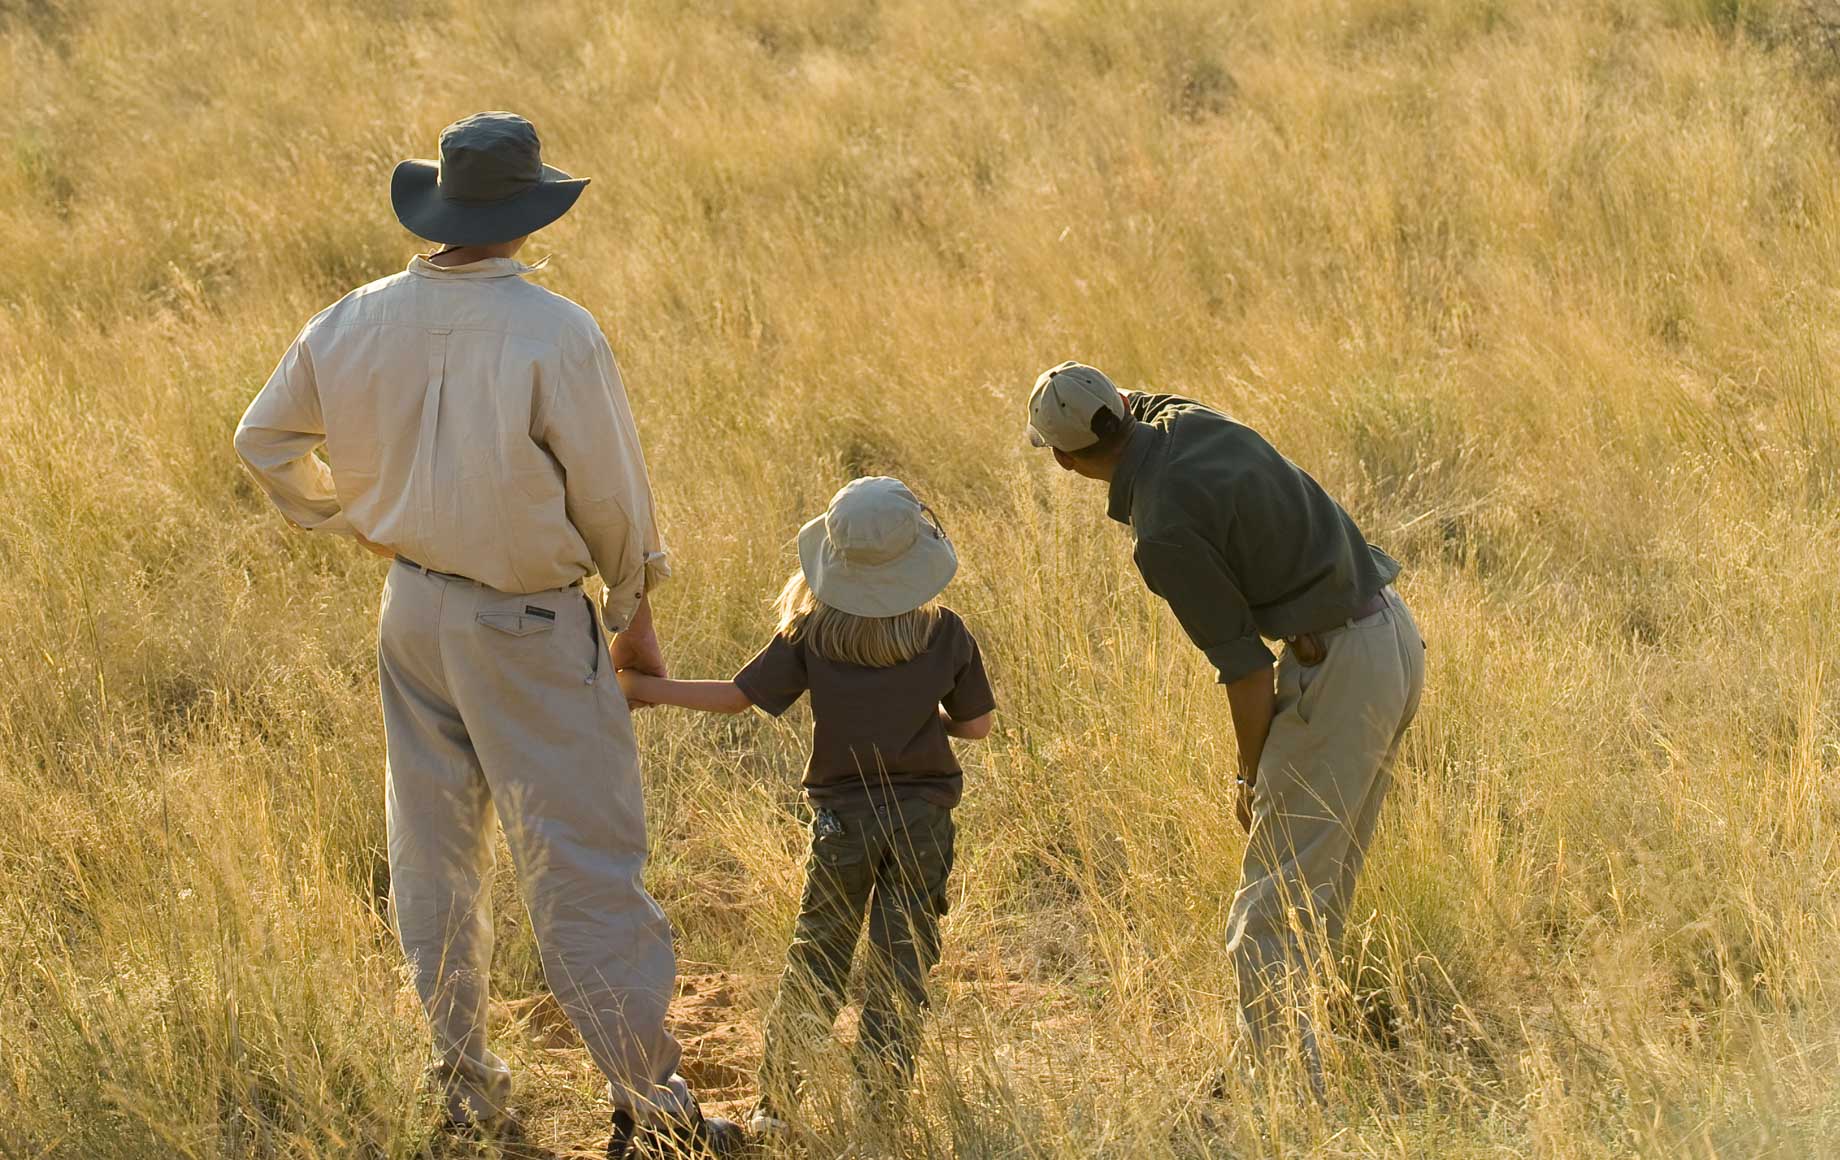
[
  {"left": 1226, "top": 664, "right": 1276, "bottom": 783},
  {"left": 1225, "top": 664, "right": 1276, "bottom": 835},
  {"left": 1133, "top": 529, "right": 1277, "bottom": 825}
]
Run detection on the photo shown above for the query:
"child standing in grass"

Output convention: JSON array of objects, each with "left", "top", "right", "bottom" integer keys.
[{"left": 617, "top": 476, "right": 995, "bottom": 1136}]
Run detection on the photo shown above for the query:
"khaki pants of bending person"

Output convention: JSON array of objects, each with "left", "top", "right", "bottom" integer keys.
[
  {"left": 377, "top": 561, "right": 689, "bottom": 1124},
  {"left": 1226, "top": 587, "right": 1426, "bottom": 1087}
]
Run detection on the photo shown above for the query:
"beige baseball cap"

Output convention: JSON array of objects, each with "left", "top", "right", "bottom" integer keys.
[
  {"left": 797, "top": 476, "right": 959, "bottom": 618},
  {"left": 1026, "top": 361, "right": 1127, "bottom": 452}
]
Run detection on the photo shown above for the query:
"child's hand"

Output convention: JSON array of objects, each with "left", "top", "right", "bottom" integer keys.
[{"left": 616, "top": 668, "right": 656, "bottom": 710}]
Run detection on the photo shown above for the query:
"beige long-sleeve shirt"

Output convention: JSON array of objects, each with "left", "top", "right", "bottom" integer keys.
[{"left": 234, "top": 255, "right": 668, "bottom": 629}]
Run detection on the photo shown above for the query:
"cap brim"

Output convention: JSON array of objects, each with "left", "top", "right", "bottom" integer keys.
[
  {"left": 1025, "top": 423, "right": 1094, "bottom": 452},
  {"left": 796, "top": 516, "right": 959, "bottom": 619},
  {"left": 391, "top": 159, "right": 589, "bottom": 246}
]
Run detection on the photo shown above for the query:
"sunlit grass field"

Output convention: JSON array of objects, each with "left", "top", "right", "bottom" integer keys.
[{"left": 4, "top": 0, "right": 1840, "bottom": 1155}]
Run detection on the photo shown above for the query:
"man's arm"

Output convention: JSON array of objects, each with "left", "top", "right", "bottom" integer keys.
[
  {"left": 233, "top": 331, "right": 354, "bottom": 538},
  {"left": 1225, "top": 664, "right": 1276, "bottom": 833},
  {"left": 610, "top": 591, "right": 666, "bottom": 679},
  {"left": 539, "top": 324, "right": 669, "bottom": 634},
  {"left": 1133, "top": 532, "right": 1274, "bottom": 681},
  {"left": 1133, "top": 531, "right": 1275, "bottom": 832}
]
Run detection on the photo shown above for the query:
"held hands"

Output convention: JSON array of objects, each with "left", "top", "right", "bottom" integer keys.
[
  {"left": 611, "top": 623, "right": 667, "bottom": 711},
  {"left": 609, "top": 593, "right": 666, "bottom": 710},
  {"left": 612, "top": 638, "right": 665, "bottom": 712},
  {"left": 616, "top": 667, "right": 660, "bottom": 710},
  {"left": 610, "top": 626, "right": 668, "bottom": 678}
]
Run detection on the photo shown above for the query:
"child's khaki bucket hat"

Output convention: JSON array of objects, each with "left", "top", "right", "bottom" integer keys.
[{"left": 797, "top": 477, "right": 958, "bottom": 618}]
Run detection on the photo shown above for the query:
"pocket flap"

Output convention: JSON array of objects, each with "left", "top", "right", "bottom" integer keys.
[{"left": 477, "top": 610, "right": 557, "bottom": 637}]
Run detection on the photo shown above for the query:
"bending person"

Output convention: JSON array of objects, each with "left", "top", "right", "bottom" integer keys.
[{"left": 1025, "top": 361, "right": 1425, "bottom": 1092}]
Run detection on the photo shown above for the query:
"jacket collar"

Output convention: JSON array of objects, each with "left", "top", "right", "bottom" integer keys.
[
  {"left": 1106, "top": 422, "right": 1159, "bottom": 525},
  {"left": 406, "top": 254, "right": 548, "bottom": 279}
]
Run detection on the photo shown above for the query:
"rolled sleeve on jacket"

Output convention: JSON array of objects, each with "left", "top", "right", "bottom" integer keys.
[
  {"left": 1133, "top": 532, "right": 1275, "bottom": 684},
  {"left": 540, "top": 324, "right": 669, "bottom": 631},
  {"left": 233, "top": 327, "right": 353, "bottom": 536},
  {"left": 1203, "top": 636, "right": 1279, "bottom": 685}
]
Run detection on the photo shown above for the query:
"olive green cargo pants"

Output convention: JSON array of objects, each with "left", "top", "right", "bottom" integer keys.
[
  {"left": 757, "top": 798, "right": 955, "bottom": 1115},
  {"left": 378, "top": 561, "right": 691, "bottom": 1124},
  {"left": 1225, "top": 587, "right": 1425, "bottom": 1080}
]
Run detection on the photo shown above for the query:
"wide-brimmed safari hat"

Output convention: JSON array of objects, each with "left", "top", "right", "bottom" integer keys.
[
  {"left": 1026, "top": 360, "right": 1127, "bottom": 452},
  {"left": 391, "top": 112, "right": 589, "bottom": 246},
  {"left": 797, "top": 477, "right": 959, "bottom": 618}
]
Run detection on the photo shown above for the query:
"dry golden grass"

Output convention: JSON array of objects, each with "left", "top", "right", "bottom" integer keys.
[{"left": 4, "top": 0, "right": 1839, "bottom": 1155}]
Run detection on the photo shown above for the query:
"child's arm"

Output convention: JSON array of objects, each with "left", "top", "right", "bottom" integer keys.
[
  {"left": 618, "top": 670, "right": 754, "bottom": 714},
  {"left": 940, "top": 706, "right": 994, "bottom": 741},
  {"left": 939, "top": 617, "right": 996, "bottom": 741}
]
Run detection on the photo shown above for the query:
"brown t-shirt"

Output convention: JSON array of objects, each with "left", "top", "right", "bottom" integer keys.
[{"left": 733, "top": 607, "right": 995, "bottom": 809}]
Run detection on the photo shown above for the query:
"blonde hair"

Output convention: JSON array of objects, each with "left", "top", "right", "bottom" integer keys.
[{"left": 773, "top": 571, "right": 942, "bottom": 668}]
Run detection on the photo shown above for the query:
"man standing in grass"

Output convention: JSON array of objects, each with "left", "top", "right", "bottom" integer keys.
[
  {"left": 1026, "top": 362, "right": 1426, "bottom": 1089},
  {"left": 234, "top": 112, "right": 739, "bottom": 1157}
]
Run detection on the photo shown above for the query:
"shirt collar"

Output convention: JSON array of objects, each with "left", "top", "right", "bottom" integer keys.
[
  {"left": 406, "top": 254, "right": 548, "bottom": 279},
  {"left": 1106, "top": 421, "right": 1159, "bottom": 525}
]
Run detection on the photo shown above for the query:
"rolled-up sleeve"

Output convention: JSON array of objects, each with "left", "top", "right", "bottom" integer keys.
[
  {"left": 540, "top": 324, "right": 669, "bottom": 631},
  {"left": 233, "top": 328, "right": 352, "bottom": 536},
  {"left": 1133, "top": 531, "right": 1275, "bottom": 683}
]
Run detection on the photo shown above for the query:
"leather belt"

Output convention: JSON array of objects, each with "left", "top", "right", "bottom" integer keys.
[
  {"left": 394, "top": 556, "right": 472, "bottom": 583},
  {"left": 395, "top": 556, "right": 583, "bottom": 589},
  {"left": 1284, "top": 590, "right": 1390, "bottom": 667},
  {"left": 1342, "top": 590, "right": 1390, "bottom": 625}
]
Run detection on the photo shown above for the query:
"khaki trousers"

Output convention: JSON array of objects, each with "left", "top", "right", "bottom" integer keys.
[
  {"left": 1225, "top": 587, "right": 1425, "bottom": 1076},
  {"left": 757, "top": 799, "right": 955, "bottom": 1117},
  {"left": 378, "top": 562, "right": 687, "bottom": 1122}
]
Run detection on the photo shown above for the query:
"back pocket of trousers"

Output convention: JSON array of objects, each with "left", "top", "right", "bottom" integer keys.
[{"left": 477, "top": 605, "right": 558, "bottom": 637}]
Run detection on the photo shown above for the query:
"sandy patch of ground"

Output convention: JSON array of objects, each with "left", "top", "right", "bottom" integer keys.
[{"left": 489, "top": 965, "right": 765, "bottom": 1131}]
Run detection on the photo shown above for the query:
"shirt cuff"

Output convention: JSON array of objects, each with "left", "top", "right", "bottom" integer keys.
[
  {"left": 600, "top": 551, "right": 669, "bottom": 632},
  {"left": 643, "top": 550, "right": 671, "bottom": 592},
  {"left": 1204, "top": 636, "right": 1277, "bottom": 684}
]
